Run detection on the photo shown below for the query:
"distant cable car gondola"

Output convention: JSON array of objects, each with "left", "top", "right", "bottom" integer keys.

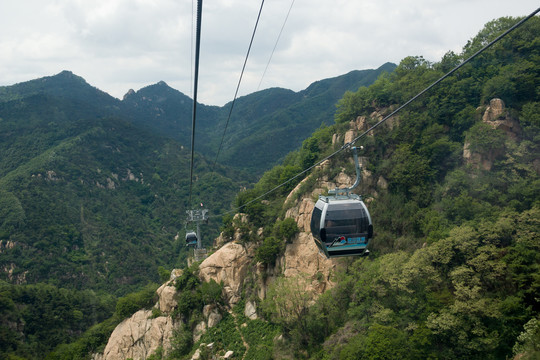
[
  {"left": 185, "top": 231, "right": 198, "bottom": 246},
  {"left": 310, "top": 146, "right": 373, "bottom": 258}
]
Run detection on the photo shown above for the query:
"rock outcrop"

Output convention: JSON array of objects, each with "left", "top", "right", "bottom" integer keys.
[
  {"left": 99, "top": 310, "right": 175, "bottom": 360},
  {"left": 463, "top": 141, "right": 501, "bottom": 171},
  {"left": 279, "top": 164, "right": 363, "bottom": 296},
  {"left": 482, "top": 98, "right": 522, "bottom": 140},
  {"left": 95, "top": 273, "right": 182, "bottom": 360},
  {"left": 155, "top": 281, "right": 178, "bottom": 314},
  {"left": 464, "top": 98, "right": 522, "bottom": 170},
  {"left": 244, "top": 301, "right": 258, "bottom": 320},
  {"left": 94, "top": 116, "right": 379, "bottom": 359},
  {"left": 198, "top": 242, "right": 254, "bottom": 305}
]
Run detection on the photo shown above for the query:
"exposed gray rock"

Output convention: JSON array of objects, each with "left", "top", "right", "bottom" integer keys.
[
  {"left": 244, "top": 301, "right": 258, "bottom": 320},
  {"left": 100, "top": 310, "right": 175, "bottom": 360}
]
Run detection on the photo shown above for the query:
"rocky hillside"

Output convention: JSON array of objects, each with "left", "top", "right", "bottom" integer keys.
[
  {"left": 0, "top": 57, "right": 394, "bottom": 360},
  {"left": 89, "top": 122, "right": 364, "bottom": 359}
]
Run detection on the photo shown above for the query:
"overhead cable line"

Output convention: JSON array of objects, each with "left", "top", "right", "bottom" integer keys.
[
  {"left": 190, "top": 0, "right": 195, "bottom": 99},
  {"left": 209, "top": 7, "right": 539, "bottom": 219},
  {"left": 188, "top": 0, "right": 203, "bottom": 207},
  {"left": 257, "top": 0, "right": 296, "bottom": 91},
  {"left": 212, "top": 0, "right": 266, "bottom": 171}
]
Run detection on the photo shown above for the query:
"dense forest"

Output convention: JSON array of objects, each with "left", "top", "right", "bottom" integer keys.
[
  {"left": 1, "top": 14, "right": 539, "bottom": 360},
  {"left": 0, "top": 110, "right": 241, "bottom": 292}
]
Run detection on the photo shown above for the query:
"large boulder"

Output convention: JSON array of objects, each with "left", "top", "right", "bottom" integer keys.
[
  {"left": 464, "top": 98, "right": 522, "bottom": 171},
  {"left": 100, "top": 310, "right": 175, "bottom": 360},
  {"left": 198, "top": 242, "right": 253, "bottom": 305},
  {"left": 96, "top": 271, "right": 182, "bottom": 360},
  {"left": 155, "top": 282, "right": 178, "bottom": 314},
  {"left": 282, "top": 231, "right": 336, "bottom": 295}
]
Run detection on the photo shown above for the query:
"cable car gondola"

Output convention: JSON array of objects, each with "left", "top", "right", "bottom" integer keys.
[
  {"left": 310, "top": 146, "right": 373, "bottom": 258},
  {"left": 185, "top": 231, "right": 198, "bottom": 247}
]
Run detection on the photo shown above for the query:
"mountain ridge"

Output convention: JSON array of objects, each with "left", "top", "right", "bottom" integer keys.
[{"left": 1, "top": 63, "right": 397, "bottom": 173}]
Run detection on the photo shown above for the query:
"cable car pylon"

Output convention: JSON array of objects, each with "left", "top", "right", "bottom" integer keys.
[{"left": 185, "top": 204, "right": 209, "bottom": 262}]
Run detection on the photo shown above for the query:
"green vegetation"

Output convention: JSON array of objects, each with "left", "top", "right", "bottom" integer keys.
[
  {"left": 0, "top": 109, "right": 243, "bottom": 296},
  {"left": 214, "top": 64, "right": 396, "bottom": 171},
  {"left": 234, "top": 123, "right": 338, "bottom": 233},
  {"left": 115, "top": 283, "right": 159, "bottom": 319},
  {"left": 273, "top": 218, "right": 299, "bottom": 243},
  {"left": 176, "top": 300, "right": 281, "bottom": 360},
  {"left": 255, "top": 219, "right": 298, "bottom": 266},
  {"left": 0, "top": 281, "right": 115, "bottom": 360},
  {"left": 0, "top": 14, "right": 538, "bottom": 360},
  {"left": 255, "top": 236, "right": 285, "bottom": 265},
  {"left": 172, "top": 264, "right": 223, "bottom": 322}
]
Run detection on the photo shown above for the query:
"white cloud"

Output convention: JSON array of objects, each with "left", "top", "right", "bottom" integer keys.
[{"left": 0, "top": 0, "right": 537, "bottom": 105}]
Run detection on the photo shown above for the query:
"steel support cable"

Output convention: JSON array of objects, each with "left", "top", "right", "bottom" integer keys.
[
  {"left": 188, "top": 0, "right": 203, "bottom": 207},
  {"left": 190, "top": 0, "right": 195, "bottom": 99},
  {"left": 208, "top": 144, "right": 345, "bottom": 219},
  {"left": 209, "top": 7, "right": 540, "bottom": 219},
  {"left": 212, "top": 0, "right": 266, "bottom": 171},
  {"left": 257, "top": 0, "right": 296, "bottom": 91}
]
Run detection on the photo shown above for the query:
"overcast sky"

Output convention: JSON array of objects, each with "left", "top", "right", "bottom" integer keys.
[{"left": 1, "top": 1, "right": 537, "bottom": 106}]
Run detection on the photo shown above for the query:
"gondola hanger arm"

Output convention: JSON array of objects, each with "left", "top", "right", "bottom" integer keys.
[{"left": 328, "top": 146, "right": 363, "bottom": 197}]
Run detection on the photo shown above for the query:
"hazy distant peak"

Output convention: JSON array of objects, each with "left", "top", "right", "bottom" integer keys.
[
  {"left": 123, "top": 89, "right": 136, "bottom": 100},
  {"left": 57, "top": 70, "right": 75, "bottom": 76},
  {"left": 52, "top": 70, "right": 87, "bottom": 83}
]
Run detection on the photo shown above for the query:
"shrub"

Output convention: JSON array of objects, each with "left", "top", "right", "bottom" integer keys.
[
  {"left": 273, "top": 218, "right": 299, "bottom": 243},
  {"left": 464, "top": 122, "right": 506, "bottom": 154},
  {"left": 220, "top": 213, "right": 235, "bottom": 241},
  {"left": 200, "top": 279, "right": 223, "bottom": 305},
  {"left": 157, "top": 266, "right": 171, "bottom": 283},
  {"left": 176, "top": 289, "right": 202, "bottom": 318},
  {"left": 255, "top": 237, "right": 285, "bottom": 265},
  {"left": 115, "top": 283, "right": 159, "bottom": 319},
  {"left": 169, "top": 325, "right": 193, "bottom": 357},
  {"left": 175, "top": 264, "right": 200, "bottom": 291}
]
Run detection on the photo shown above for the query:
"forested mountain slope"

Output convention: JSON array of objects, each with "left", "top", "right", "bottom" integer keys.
[
  {"left": 0, "top": 97, "right": 242, "bottom": 358},
  {"left": 1, "top": 64, "right": 394, "bottom": 176},
  {"left": 0, "top": 61, "right": 390, "bottom": 295},
  {"left": 97, "top": 15, "right": 540, "bottom": 360},
  {"left": 210, "top": 63, "right": 396, "bottom": 169},
  {"left": 0, "top": 107, "right": 240, "bottom": 293},
  {"left": 120, "top": 63, "right": 396, "bottom": 171},
  {"left": 215, "top": 15, "right": 539, "bottom": 360}
]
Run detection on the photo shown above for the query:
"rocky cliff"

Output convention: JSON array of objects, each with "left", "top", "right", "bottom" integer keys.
[
  {"left": 463, "top": 98, "right": 523, "bottom": 170},
  {"left": 92, "top": 171, "right": 361, "bottom": 359},
  {"left": 94, "top": 271, "right": 181, "bottom": 360}
]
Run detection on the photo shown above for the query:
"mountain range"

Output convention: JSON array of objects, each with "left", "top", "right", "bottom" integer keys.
[{"left": 1, "top": 62, "right": 396, "bottom": 172}]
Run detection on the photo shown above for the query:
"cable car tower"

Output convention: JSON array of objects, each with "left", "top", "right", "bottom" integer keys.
[{"left": 185, "top": 205, "right": 209, "bottom": 262}]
